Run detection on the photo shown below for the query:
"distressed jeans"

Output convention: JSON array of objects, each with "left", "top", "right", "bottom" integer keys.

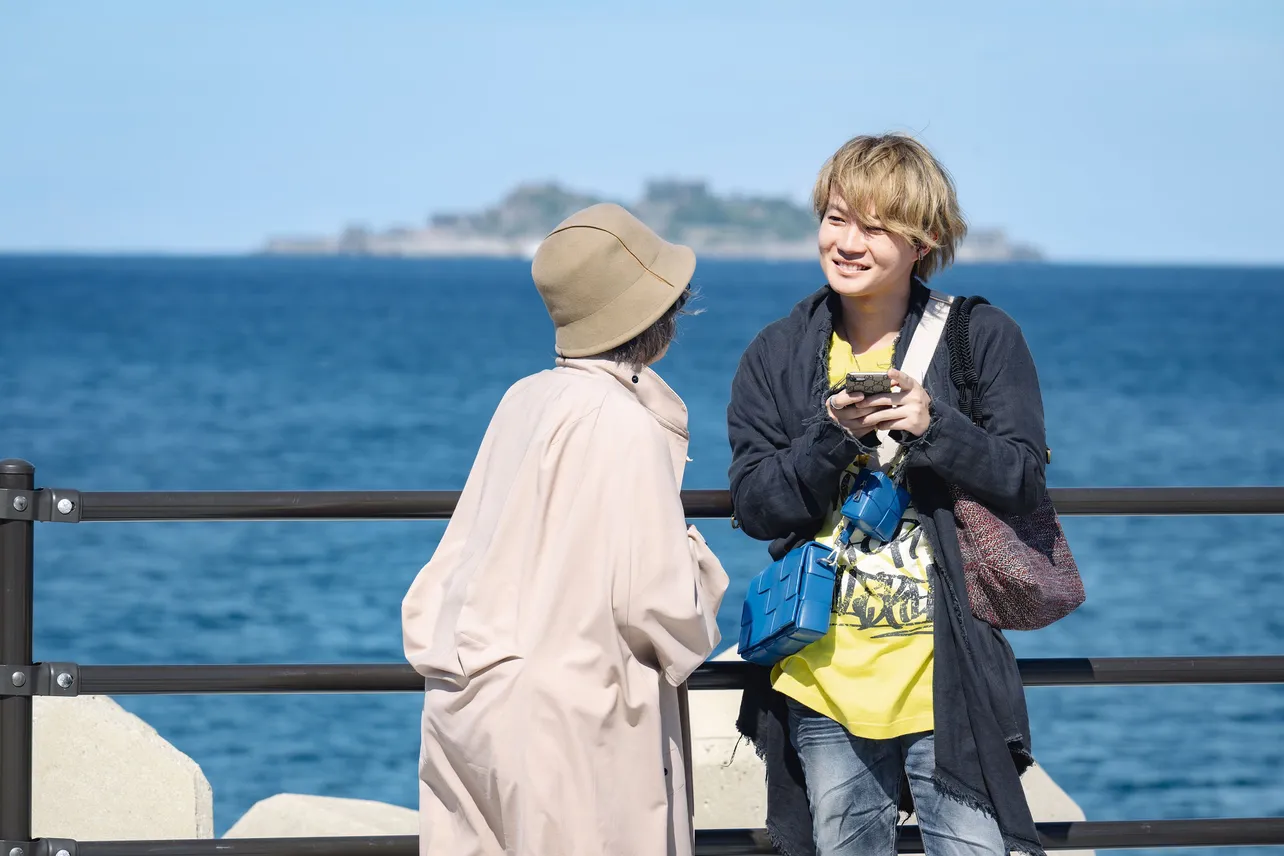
[{"left": 787, "top": 699, "right": 1006, "bottom": 856}]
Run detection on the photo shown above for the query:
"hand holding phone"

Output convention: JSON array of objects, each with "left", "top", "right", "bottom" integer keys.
[{"left": 830, "top": 368, "right": 933, "bottom": 438}]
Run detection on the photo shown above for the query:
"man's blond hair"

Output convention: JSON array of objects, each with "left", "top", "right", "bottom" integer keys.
[{"left": 812, "top": 134, "right": 967, "bottom": 280}]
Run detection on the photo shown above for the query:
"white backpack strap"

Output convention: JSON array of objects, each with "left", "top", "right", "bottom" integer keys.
[
  {"left": 873, "top": 289, "right": 954, "bottom": 469},
  {"left": 900, "top": 289, "right": 952, "bottom": 383}
]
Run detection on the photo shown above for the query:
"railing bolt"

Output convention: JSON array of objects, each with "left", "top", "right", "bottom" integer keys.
[
  {"left": 10, "top": 670, "right": 26, "bottom": 687},
  {"left": 56, "top": 671, "right": 74, "bottom": 689},
  {"left": 56, "top": 498, "right": 75, "bottom": 515},
  {"left": 10, "top": 847, "right": 24, "bottom": 856},
  {"left": 56, "top": 850, "right": 70, "bottom": 856},
  {"left": 12, "top": 495, "right": 27, "bottom": 512}
]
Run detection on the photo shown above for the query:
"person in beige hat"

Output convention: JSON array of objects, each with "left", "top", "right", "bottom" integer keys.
[{"left": 402, "top": 203, "right": 728, "bottom": 856}]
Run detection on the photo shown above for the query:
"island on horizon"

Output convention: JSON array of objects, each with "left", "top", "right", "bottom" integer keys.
[{"left": 260, "top": 180, "right": 1044, "bottom": 263}]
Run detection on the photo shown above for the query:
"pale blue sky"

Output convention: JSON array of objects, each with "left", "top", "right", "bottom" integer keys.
[{"left": 2, "top": 1, "right": 1282, "bottom": 263}]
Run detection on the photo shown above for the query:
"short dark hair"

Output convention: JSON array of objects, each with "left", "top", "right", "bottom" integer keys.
[{"left": 600, "top": 286, "right": 694, "bottom": 370}]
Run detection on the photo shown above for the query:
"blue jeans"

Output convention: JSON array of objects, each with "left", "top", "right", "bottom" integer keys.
[{"left": 787, "top": 700, "right": 1006, "bottom": 856}]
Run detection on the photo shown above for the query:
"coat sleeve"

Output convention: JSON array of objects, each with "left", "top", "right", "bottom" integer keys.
[
  {"left": 897, "top": 305, "right": 1047, "bottom": 515},
  {"left": 614, "top": 415, "right": 729, "bottom": 687},
  {"left": 727, "top": 334, "right": 871, "bottom": 541}
]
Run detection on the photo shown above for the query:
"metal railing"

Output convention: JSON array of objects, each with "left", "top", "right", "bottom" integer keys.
[{"left": 2, "top": 459, "right": 1282, "bottom": 855}]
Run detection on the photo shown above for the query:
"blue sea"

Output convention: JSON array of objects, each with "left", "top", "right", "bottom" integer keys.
[{"left": 2, "top": 256, "right": 1283, "bottom": 854}]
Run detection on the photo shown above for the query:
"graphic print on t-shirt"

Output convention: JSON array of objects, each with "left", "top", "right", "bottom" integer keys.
[{"left": 832, "top": 507, "right": 935, "bottom": 639}]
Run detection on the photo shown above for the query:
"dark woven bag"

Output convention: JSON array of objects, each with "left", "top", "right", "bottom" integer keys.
[{"left": 946, "top": 296, "right": 1085, "bottom": 631}]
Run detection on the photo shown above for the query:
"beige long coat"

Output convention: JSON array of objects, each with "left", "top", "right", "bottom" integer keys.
[{"left": 402, "top": 358, "right": 729, "bottom": 856}]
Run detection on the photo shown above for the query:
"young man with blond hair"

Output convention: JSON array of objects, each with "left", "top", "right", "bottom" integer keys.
[{"left": 728, "top": 135, "right": 1049, "bottom": 856}]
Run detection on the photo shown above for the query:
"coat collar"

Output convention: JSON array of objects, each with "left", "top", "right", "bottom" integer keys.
[{"left": 553, "top": 357, "right": 690, "bottom": 440}]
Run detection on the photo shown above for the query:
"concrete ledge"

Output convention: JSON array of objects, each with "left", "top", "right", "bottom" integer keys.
[
  {"left": 689, "top": 652, "right": 764, "bottom": 831},
  {"left": 33, "top": 695, "right": 213, "bottom": 840},
  {"left": 217, "top": 650, "right": 1090, "bottom": 855},
  {"left": 225, "top": 794, "right": 418, "bottom": 838}
]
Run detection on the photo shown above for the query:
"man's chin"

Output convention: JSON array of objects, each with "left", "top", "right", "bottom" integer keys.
[
  {"left": 826, "top": 274, "right": 881, "bottom": 297},
  {"left": 824, "top": 266, "right": 913, "bottom": 299}
]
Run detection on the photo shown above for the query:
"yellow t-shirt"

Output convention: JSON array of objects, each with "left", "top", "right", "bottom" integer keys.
[{"left": 770, "top": 334, "right": 936, "bottom": 739}]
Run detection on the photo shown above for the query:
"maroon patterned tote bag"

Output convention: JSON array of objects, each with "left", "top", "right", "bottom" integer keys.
[{"left": 947, "top": 296, "right": 1085, "bottom": 631}]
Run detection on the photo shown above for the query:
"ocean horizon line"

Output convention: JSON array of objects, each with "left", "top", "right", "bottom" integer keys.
[{"left": 2, "top": 250, "right": 1283, "bottom": 272}]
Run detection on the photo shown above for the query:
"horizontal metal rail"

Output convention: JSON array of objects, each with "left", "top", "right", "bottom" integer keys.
[
  {"left": 49, "top": 486, "right": 1284, "bottom": 522},
  {"left": 5, "top": 460, "right": 1281, "bottom": 853},
  {"left": 68, "top": 656, "right": 1284, "bottom": 695},
  {"left": 67, "top": 816, "right": 1284, "bottom": 855}
]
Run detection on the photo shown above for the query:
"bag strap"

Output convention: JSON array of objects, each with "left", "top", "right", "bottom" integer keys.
[
  {"left": 945, "top": 295, "right": 991, "bottom": 425},
  {"left": 901, "top": 289, "right": 953, "bottom": 382},
  {"left": 872, "top": 289, "right": 953, "bottom": 469},
  {"left": 947, "top": 295, "right": 1053, "bottom": 465}
]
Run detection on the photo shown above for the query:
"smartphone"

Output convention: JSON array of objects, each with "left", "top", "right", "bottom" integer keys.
[{"left": 845, "top": 371, "right": 897, "bottom": 395}]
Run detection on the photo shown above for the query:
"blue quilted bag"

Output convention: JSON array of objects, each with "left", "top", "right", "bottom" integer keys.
[
  {"left": 838, "top": 468, "right": 911, "bottom": 544},
  {"left": 737, "top": 541, "right": 838, "bottom": 666}
]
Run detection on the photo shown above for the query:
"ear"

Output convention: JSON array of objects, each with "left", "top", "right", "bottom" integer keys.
[{"left": 916, "top": 233, "right": 938, "bottom": 260}]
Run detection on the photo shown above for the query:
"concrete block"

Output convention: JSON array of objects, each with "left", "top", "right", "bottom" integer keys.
[
  {"left": 689, "top": 652, "right": 765, "bottom": 830},
  {"left": 225, "top": 793, "right": 418, "bottom": 838},
  {"left": 32, "top": 695, "right": 213, "bottom": 840}
]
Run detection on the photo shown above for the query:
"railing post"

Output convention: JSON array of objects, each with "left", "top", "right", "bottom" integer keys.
[
  {"left": 677, "top": 683, "right": 694, "bottom": 826},
  {"left": 0, "top": 460, "right": 35, "bottom": 841}
]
